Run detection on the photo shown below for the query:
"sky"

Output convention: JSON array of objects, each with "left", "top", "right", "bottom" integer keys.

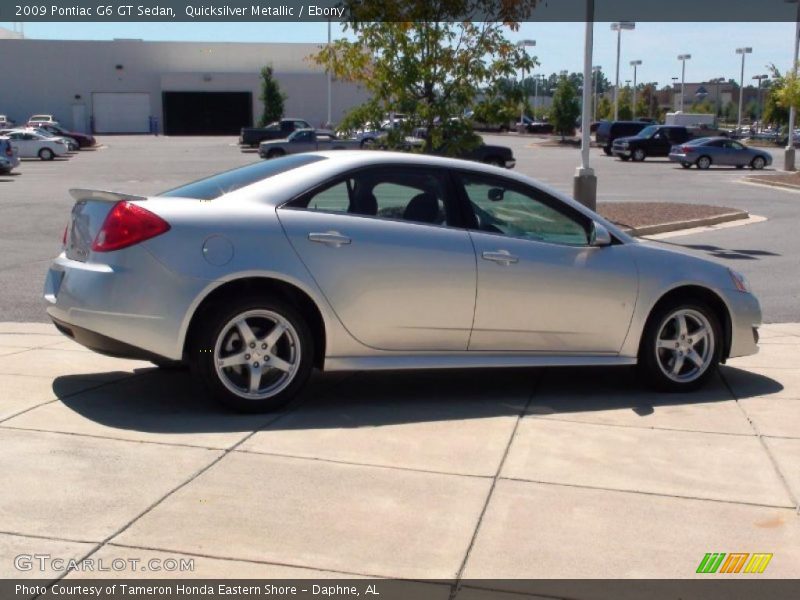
[{"left": 2, "top": 21, "right": 797, "bottom": 88}]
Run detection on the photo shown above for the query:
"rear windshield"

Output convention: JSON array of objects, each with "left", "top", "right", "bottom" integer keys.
[{"left": 160, "top": 154, "right": 326, "bottom": 200}]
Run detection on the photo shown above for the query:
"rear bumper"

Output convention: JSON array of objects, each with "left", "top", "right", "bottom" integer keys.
[{"left": 50, "top": 317, "right": 168, "bottom": 362}]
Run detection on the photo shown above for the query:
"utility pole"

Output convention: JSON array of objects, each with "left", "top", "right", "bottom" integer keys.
[
  {"left": 678, "top": 54, "right": 692, "bottom": 111},
  {"left": 630, "top": 60, "right": 642, "bottom": 119},
  {"left": 611, "top": 22, "right": 635, "bottom": 121},
  {"left": 736, "top": 47, "right": 752, "bottom": 133}
]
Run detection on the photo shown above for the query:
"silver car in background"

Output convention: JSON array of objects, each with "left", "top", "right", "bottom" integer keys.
[
  {"left": 669, "top": 137, "right": 772, "bottom": 170},
  {"left": 45, "top": 152, "right": 761, "bottom": 412}
]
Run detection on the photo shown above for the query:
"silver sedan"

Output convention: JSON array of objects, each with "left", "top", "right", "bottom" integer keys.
[
  {"left": 669, "top": 137, "right": 772, "bottom": 170},
  {"left": 45, "top": 152, "right": 761, "bottom": 412}
]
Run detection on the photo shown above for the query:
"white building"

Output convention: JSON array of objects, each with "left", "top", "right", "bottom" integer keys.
[{"left": 0, "top": 38, "right": 368, "bottom": 134}]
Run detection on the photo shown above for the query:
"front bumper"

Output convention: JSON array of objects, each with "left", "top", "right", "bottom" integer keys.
[
  {"left": 727, "top": 291, "right": 762, "bottom": 359},
  {"left": 612, "top": 148, "right": 630, "bottom": 158}
]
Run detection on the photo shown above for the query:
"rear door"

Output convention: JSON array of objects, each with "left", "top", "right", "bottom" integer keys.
[{"left": 278, "top": 166, "right": 477, "bottom": 351}]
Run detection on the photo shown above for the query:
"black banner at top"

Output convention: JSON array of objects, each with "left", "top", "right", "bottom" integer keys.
[{"left": 3, "top": 0, "right": 800, "bottom": 22}]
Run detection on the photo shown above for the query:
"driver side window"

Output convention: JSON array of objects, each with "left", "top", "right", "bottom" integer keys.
[{"left": 460, "top": 175, "right": 589, "bottom": 246}]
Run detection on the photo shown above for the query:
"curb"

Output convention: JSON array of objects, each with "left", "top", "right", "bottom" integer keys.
[
  {"left": 742, "top": 176, "right": 800, "bottom": 191},
  {"left": 617, "top": 211, "right": 749, "bottom": 237}
]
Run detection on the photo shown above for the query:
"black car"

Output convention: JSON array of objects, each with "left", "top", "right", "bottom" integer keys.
[
  {"left": 612, "top": 125, "right": 692, "bottom": 162},
  {"left": 595, "top": 121, "right": 649, "bottom": 155}
]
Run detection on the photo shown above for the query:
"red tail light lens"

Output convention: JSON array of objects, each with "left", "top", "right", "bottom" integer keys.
[
  {"left": 681, "top": 146, "right": 693, "bottom": 153},
  {"left": 91, "top": 201, "right": 170, "bottom": 252}
]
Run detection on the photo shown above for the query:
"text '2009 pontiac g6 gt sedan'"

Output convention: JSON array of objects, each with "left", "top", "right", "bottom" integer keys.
[{"left": 44, "top": 152, "right": 761, "bottom": 412}]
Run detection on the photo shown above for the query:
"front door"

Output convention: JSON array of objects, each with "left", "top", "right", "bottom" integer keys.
[
  {"left": 456, "top": 172, "right": 639, "bottom": 354},
  {"left": 277, "top": 166, "right": 476, "bottom": 351}
]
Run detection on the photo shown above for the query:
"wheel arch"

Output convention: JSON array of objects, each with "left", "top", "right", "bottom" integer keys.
[
  {"left": 182, "top": 276, "right": 327, "bottom": 369},
  {"left": 639, "top": 284, "right": 732, "bottom": 362}
]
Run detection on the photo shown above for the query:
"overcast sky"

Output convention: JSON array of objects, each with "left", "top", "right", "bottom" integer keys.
[{"left": 2, "top": 21, "right": 796, "bottom": 87}]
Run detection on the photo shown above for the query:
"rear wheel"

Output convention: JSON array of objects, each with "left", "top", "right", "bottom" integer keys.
[
  {"left": 603, "top": 147, "right": 612, "bottom": 156},
  {"left": 696, "top": 155, "right": 712, "bottom": 170},
  {"left": 751, "top": 156, "right": 766, "bottom": 170},
  {"left": 38, "top": 148, "right": 54, "bottom": 161},
  {"left": 190, "top": 297, "right": 314, "bottom": 412},
  {"left": 638, "top": 301, "right": 722, "bottom": 392},
  {"left": 632, "top": 148, "right": 646, "bottom": 162}
]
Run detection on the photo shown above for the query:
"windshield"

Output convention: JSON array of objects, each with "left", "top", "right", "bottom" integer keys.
[
  {"left": 638, "top": 125, "right": 659, "bottom": 137},
  {"left": 160, "top": 154, "right": 326, "bottom": 200}
]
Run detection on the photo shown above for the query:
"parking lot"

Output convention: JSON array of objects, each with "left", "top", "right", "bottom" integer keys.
[{"left": 1, "top": 135, "right": 800, "bottom": 592}]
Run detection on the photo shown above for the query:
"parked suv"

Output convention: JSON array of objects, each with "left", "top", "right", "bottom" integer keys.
[
  {"left": 612, "top": 125, "right": 692, "bottom": 162},
  {"left": 595, "top": 121, "right": 649, "bottom": 155}
]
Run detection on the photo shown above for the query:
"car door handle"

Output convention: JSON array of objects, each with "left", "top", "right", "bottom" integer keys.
[
  {"left": 482, "top": 250, "right": 519, "bottom": 265},
  {"left": 308, "top": 231, "right": 352, "bottom": 247}
]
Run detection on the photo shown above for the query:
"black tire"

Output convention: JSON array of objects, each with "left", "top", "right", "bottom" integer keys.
[
  {"left": 638, "top": 300, "right": 723, "bottom": 393},
  {"left": 681, "top": 162, "right": 692, "bottom": 169},
  {"left": 266, "top": 149, "right": 284, "bottom": 159},
  {"left": 190, "top": 296, "right": 314, "bottom": 413},
  {"left": 38, "top": 148, "right": 54, "bottom": 161},
  {"left": 603, "top": 146, "right": 612, "bottom": 156},
  {"left": 696, "top": 155, "right": 712, "bottom": 170},
  {"left": 751, "top": 156, "right": 766, "bottom": 170},
  {"left": 632, "top": 148, "right": 646, "bottom": 162}
]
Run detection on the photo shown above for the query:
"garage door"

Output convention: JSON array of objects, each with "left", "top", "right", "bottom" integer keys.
[{"left": 92, "top": 92, "right": 151, "bottom": 133}]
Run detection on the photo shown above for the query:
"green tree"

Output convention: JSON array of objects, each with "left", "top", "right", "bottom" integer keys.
[
  {"left": 763, "top": 66, "right": 788, "bottom": 126},
  {"left": 596, "top": 96, "right": 613, "bottom": 121},
  {"left": 551, "top": 75, "right": 580, "bottom": 140},
  {"left": 311, "top": 1, "right": 538, "bottom": 153},
  {"left": 617, "top": 86, "right": 633, "bottom": 121},
  {"left": 257, "top": 65, "right": 286, "bottom": 127}
]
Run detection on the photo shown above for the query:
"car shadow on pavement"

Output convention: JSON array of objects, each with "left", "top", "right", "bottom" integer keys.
[{"left": 51, "top": 364, "right": 783, "bottom": 434}]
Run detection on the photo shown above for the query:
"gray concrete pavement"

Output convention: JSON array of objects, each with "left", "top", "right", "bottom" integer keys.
[
  {"left": 1, "top": 321, "right": 798, "bottom": 586},
  {"left": 1, "top": 134, "right": 799, "bottom": 322}
]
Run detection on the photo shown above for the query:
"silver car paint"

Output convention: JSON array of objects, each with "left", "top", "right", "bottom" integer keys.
[{"left": 45, "top": 151, "right": 760, "bottom": 369}]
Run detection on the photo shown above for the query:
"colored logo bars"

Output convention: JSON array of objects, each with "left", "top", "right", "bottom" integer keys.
[{"left": 697, "top": 552, "right": 773, "bottom": 574}]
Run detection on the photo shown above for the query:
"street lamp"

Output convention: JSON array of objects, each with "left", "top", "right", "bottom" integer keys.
[
  {"left": 786, "top": 0, "right": 800, "bottom": 170},
  {"left": 709, "top": 77, "right": 726, "bottom": 120},
  {"left": 611, "top": 22, "right": 635, "bottom": 121},
  {"left": 678, "top": 54, "right": 692, "bottom": 111},
  {"left": 575, "top": 0, "right": 597, "bottom": 210},
  {"left": 630, "top": 60, "right": 642, "bottom": 119},
  {"left": 736, "top": 47, "right": 753, "bottom": 132},
  {"left": 517, "top": 39, "right": 536, "bottom": 123},
  {"left": 326, "top": 19, "right": 332, "bottom": 127},
  {"left": 592, "top": 65, "right": 602, "bottom": 121},
  {"left": 753, "top": 74, "right": 769, "bottom": 129},
  {"left": 533, "top": 74, "right": 544, "bottom": 121}
]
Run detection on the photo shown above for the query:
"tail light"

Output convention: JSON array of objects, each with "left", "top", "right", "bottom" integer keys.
[
  {"left": 680, "top": 146, "right": 693, "bottom": 153},
  {"left": 91, "top": 201, "right": 170, "bottom": 252}
]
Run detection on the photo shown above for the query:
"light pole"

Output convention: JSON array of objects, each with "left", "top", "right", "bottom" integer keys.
[
  {"left": 752, "top": 74, "right": 768, "bottom": 129},
  {"left": 593, "top": 65, "right": 602, "bottom": 121},
  {"left": 533, "top": 74, "right": 544, "bottom": 121},
  {"left": 786, "top": 0, "right": 800, "bottom": 170},
  {"left": 630, "top": 60, "right": 642, "bottom": 120},
  {"left": 611, "top": 22, "right": 635, "bottom": 121},
  {"left": 678, "top": 54, "right": 691, "bottom": 111},
  {"left": 326, "top": 19, "right": 332, "bottom": 127},
  {"left": 517, "top": 39, "right": 536, "bottom": 123},
  {"left": 574, "top": 0, "right": 597, "bottom": 210},
  {"left": 709, "top": 77, "right": 726, "bottom": 120},
  {"left": 736, "top": 47, "right": 752, "bottom": 132}
]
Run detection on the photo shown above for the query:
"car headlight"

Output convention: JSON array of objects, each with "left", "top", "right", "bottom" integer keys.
[{"left": 728, "top": 269, "right": 751, "bottom": 293}]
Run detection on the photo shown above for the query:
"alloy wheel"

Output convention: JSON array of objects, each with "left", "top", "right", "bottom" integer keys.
[
  {"left": 654, "top": 308, "right": 715, "bottom": 383},
  {"left": 213, "top": 309, "right": 301, "bottom": 401}
]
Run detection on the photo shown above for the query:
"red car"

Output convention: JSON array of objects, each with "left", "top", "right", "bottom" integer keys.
[{"left": 35, "top": 123, "right": 96, "bottom": 149}]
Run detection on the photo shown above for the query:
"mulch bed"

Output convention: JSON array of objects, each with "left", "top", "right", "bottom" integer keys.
[
  {"left": 598, "top": 202, "right": 747, "bottom": 234},
  {"left": 745, "top": 171, "right": 800, "bottom": 188}
]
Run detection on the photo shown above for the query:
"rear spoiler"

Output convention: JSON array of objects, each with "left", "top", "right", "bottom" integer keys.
[{"left": 69, "top": 188, "right": 148, "bottom": 203}]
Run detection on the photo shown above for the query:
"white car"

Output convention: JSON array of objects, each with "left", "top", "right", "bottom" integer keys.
[
  {"left": 4, "top": 130, "right": 68, "bottom": 160},
  {"left": 25, "top": 127, "right": 78, "bottom": 151}
]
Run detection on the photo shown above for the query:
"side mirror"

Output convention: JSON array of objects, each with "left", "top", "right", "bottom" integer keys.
[{"left": 590, "top": 221, "right": 612, "bottom": 247}]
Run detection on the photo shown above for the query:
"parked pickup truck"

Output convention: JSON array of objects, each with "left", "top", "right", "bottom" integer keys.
[
  {"left": 240, "top": 118, "right": 312, "bottom": 148},
  {"left": 259, "top": 129, "right": 361, "bottom": 159},
  {"left": 612, "top": 125, "right": 693, "bottom": 162}
]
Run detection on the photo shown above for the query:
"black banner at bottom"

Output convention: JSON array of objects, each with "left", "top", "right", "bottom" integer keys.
[{"left": 4, "top": 579, "right": 800, "bottom": 600}]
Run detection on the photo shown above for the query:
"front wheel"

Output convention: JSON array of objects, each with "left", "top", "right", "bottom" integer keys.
[
  {"left": 190, "top": 297, "right": 315, "bottom": 412},
  {"left": 751, "top": 156, "right": 766, "bottom": 170},
  {"left": 632, "top": 148, "right": 646, "bottom": 162},
  {"left": 638, "top": 302, "right": 722, "bottom": 392}
]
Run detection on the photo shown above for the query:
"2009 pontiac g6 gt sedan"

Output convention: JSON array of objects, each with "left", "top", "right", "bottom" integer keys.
[{"left": 44, "top": 151, "right": 761, "bottom": 412}]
